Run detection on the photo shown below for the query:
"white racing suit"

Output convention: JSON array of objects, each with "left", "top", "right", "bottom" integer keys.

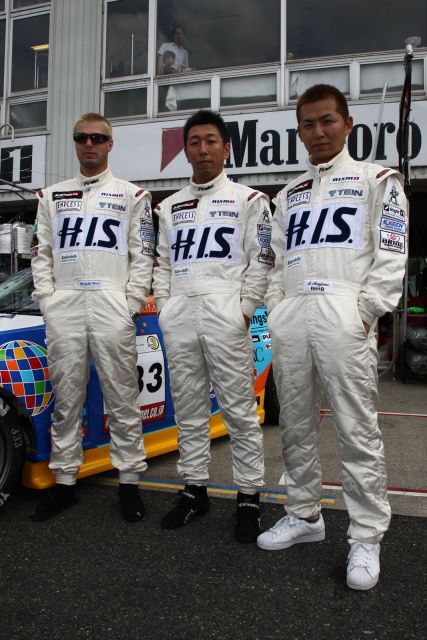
[
  {"left": 267, "top": 146, "right": 407, "bottom": 543},
  {"left": 31, "top": 167, "right": 154, "bottom": 484},
  {"left": 153, "top": 171, "right": 274, "bottom": 493}
]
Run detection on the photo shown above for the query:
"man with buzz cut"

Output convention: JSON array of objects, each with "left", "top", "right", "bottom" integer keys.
[
  {"left": 153, "top": 109, "right": 274, "bottom": 543},
  {"left": 257, "top": 85, "right": 407, "bottom": 590},
  {"left": 31, "top": 112, "right": 154, "bottom": 522}
]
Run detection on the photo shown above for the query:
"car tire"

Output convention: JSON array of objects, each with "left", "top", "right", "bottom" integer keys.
[
  {"left": 0, "top": 397, "right": 25, "bottom": 499},
  {"left": 263, "top": 366, "right": 280, "bottom": 425}
]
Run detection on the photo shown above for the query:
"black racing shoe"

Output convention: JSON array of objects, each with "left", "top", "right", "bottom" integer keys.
[
  {"left": 161, "top": 484, "right": 210, "bottom": 529},
  {"left": 119, "top": 483, "right": 145, "bottom": 522},
  {"left": 234, "top": 492, "right": 261, "bottom": 543},
  {"left": 31, "top": 483, "right": 78, "bottom": 522}
]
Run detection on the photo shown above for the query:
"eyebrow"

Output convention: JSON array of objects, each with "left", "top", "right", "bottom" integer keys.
[{"left": 301, "top": 112, "right": 336, "bottom": 124}]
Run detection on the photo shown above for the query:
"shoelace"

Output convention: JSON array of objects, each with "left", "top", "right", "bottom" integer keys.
[
  {"left": 348, "top": 543, "right": 377, "bottom": 569},
  {"left": 269, "top": 515, "right": 298, "bottom": 536}
]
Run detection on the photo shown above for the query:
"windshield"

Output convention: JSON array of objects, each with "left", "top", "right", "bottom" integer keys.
[{"left": 0, "top": 268, "right": 40, "bottom": 314}]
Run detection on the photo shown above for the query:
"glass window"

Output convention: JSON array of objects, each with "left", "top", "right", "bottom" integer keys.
[
  {"left": 105, "top": 0, "right": 148, "bottom": 78},
  {"left": 11, "top": 14, "right": 49, "bottom": 92},
  {"left": 10, "top": 101, "right": 47, "bottom": 129},
  {"left": 13, "top": 1, "right": 48, "bottom": 7},
  {"left": 289, "top": 67, "right": 349, "bottom": 99},
  {"left": 221, "top": 74, "right": 277, "bottom": 107},
  {"left": 157, "top": 0, "right": 280, "bottom": 73},
  {"left": 287, "top": 0, "right": 427, "bottom": 59},
  {"left": 158, "top": 81, "right": 210, "bottom": 113},
  {"left": 0, "top": 1, "right": 5, "bottom": 12},
  {"left": 0, "top": 20, "right": 5, "bottom": 98},
  {"left": 360, "top": 59, "right": 424, "bottom": 94},
  {"left": 104, "top": 88, "right": 147, "bottom": 118}
]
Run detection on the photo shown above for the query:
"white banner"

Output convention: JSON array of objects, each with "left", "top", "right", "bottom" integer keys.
[{"left": 110, "top": 101, "right": 427, "bottom": 182}]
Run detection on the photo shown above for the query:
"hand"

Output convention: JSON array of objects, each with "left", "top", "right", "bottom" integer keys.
[{"left": 244, "top": 314, "right": 250, "bottom": 330}]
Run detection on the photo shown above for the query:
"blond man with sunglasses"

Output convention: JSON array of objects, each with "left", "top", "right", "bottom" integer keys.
[{"left": 31, "top": 113, "right": 154, "bottom": 522}]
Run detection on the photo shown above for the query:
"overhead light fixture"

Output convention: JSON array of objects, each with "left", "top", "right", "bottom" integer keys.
[{"left": 31, "top": 44, "right": 49, "bottom": 52}]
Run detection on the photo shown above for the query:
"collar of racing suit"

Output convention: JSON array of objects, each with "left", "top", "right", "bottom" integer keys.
[
  {"left": 75, "top": 166, "right": 113, "bottom": 188},
  {"left": 189, "top": 170, "right": 229, "bottom": 196},
  {"left": 306, "top": 145, "right": 351, "bottom": 179}
]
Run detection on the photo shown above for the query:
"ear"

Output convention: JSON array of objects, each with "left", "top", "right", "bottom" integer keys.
[
  {"left": 224, "top": 141, "right": 231, "bottom": 161},
  {"left": 345, "top": 116, "right": 353, "bottom": 137}
]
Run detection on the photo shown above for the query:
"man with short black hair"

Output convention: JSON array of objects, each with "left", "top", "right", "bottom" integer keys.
[
  {"left": 31, "top": 112, "right": 154, "bottom": 522},
  {"left": 257, "top": 85, "right": 408, "bottom": 590},
  {"left": 153, "top": 110, "right": 273, "bottom": 542}
]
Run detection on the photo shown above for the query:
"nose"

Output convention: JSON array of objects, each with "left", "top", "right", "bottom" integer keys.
[
  {"left": 199, "top": 140, "right": 208, "bottom": 154},
  {"left": 312, "top": 122, "right": 325, "bottom": 137}
]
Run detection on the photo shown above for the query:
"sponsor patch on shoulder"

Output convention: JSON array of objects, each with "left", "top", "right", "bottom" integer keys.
[
  {"left": 382, "top": 203, "right": 405, "bottom": 221},
  {"left": 376, "top": 168, "right": 391, "bottom": 180},
  {"left": 135, "top": 189, "right": 146, "bottom": 197},
  {"left": 37, "top": 189, "right": 44, "bottom": 198},
  {"left": 247, "top": 191, "right": 259, "bottom": 202},
  {"left": 258, "top": 247, "right": 274, "bottom": 266},
  {"left": 171, "top": 199, "right": 199, "bottom": 213},
  {"left": 52, "top": 191, "right": 82, "bottom": 201},
  {"left": 379, "top": 231, "right": 406, "bottom": 253},
  {"left": 287, "top": 179, "right": 313, "bottom": 198},
  {"left": 380, "top": 217, "right": 406, "bottom": 234}
]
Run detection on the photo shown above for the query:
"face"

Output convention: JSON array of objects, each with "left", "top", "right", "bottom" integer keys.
[
  {"left": 298, "top": 97, "right": 353, "bottom": 165},
  {"left": 173, "top": 27, "right": 185, "bottom": 45},
  {"left": 74, "top": 120, "right": 113, "bottom": 176},
  {"left": 185, "top": 124, "right": 230, "bottom": 184}
]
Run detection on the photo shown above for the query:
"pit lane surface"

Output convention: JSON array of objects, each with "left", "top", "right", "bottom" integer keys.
[{"left": 0, "top": 483, "right": 425, "bottom": 640}]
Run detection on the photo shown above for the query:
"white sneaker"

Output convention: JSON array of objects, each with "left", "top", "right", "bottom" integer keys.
[
  {"left": 257, "top": 513, "right": 325, "bottom": 550},
  {"left": 346, "top": 539, "right": 380, "bottom": 591}
]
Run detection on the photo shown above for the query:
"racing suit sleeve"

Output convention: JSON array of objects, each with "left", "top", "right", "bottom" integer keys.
[
  {"left": 240, "top": 194, "right": 274, "bottom": 319},
  {"left": 358, "top": 172, "right": 408, "bottom": 326},
  {"left": 126, "top": 190, "right": 154, "bottom": 311},
  {"left": 265, "top": 192, "right": 286, "bottom": 314},
  {"left": 31, "top": 191, "right": 55, "bottom": 307},
  {"left": 152, "top": 201, "right": 172, "bottom": 314}
]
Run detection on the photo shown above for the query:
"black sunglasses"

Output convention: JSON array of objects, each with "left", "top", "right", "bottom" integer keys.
[{"left": 73, "top": 132, "right": 111, "bottom": 144}]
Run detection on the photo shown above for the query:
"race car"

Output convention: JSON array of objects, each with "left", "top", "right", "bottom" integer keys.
[{"left": 0, "top": 268, "right": 276, "bottom": 496}]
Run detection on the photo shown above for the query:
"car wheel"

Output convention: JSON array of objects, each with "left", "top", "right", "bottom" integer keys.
[
  {"left": 0, "top": 398, "right": 25, "bottom": 499},
  {"left": 263, "top": 366, "right": 280, "bottom": 425}
]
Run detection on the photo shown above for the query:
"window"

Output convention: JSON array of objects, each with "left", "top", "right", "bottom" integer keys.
[
  {"left": 220, "top": 74, "right": 277, "bottom": 107},
  {"left": 156, "top": 0, "right": 280, "bottom": 73},
  {"left": 11, "top": 14, "right": 50, "bottom": 92},
  {"left": 289, "top": 67, "right": 350, "bottom": 99},
  {"left": 105, "top": 0, "right": 149, "bottom": 78},
  {"left": 104, "top": 88, "right": 147, "bottom": 118},
  {"left": 13, "top": 0, "right": 48, "bottom": 7},
  {"left": 287, "top": 0, "right": 426, "bottom": 59},
  {"left": 360, "top": 59, "right": 424, "bottom": 94},
  {"left": 0, "top": 20, "right": 5, "bottom": 98},
  {"left": 10, "top": 100, "right": 47, "bottom": 129},
  {"left": 158, "top": 80, "right": 210, "bottom": 113}
]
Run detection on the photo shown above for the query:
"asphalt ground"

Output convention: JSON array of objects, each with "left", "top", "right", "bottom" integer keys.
[
  {"left": 1, "top": 372, "right": 425, "bottom": 640},
  {"left": 0, "top": 483, "right": 425, "bottom": 640}
]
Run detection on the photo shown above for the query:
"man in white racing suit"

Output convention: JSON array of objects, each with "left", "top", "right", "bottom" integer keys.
[
  {"left": 257, "top": 85, "right": 407, "bottom": 590},
  {"left": 153, "top": 110, "right": 273, "bottom": 542},
  {"left": 31, "top": 113, "right": 154, "bottom": 522}
]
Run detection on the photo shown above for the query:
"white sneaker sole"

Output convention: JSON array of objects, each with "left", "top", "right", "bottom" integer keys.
[
  {"left": 347, "top": 574, "right": 379, "bottom": 591},
  {"left": 257, "top": 530, "right": 325, "bottom": 551}
]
